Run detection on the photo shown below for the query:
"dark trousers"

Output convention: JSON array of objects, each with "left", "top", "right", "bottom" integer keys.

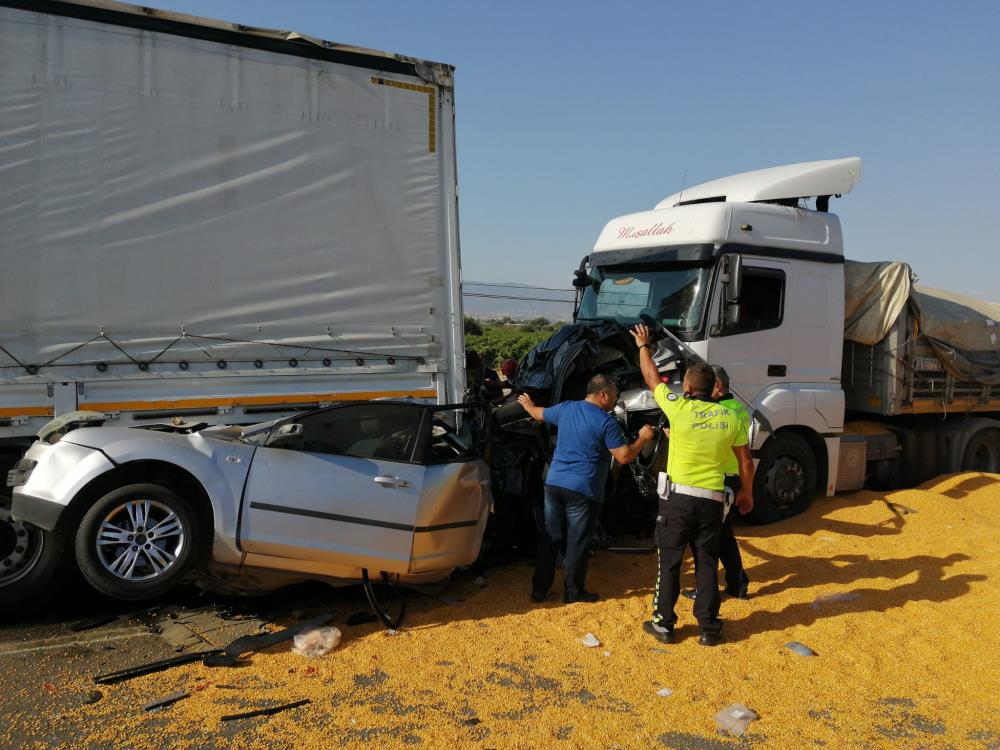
[
  {"left": 653, "top": 491, "right": 724, "bottom": 636},
  {"left": 690, "top": 476, "right": 749, "bottom": 593},
  {"left": 533, "top": 485, "right": 597, "bottom": 599},
  {"left": 719, "top": 515, "right": 750, "bottom": 593}
]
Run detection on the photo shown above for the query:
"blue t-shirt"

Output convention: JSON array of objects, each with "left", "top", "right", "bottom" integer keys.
[{"left": 542, "top": 400, "right": 628, "bottom": 501}]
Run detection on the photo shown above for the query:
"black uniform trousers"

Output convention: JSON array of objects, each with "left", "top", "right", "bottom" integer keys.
[
  {"left": 653, "top": 490, "right": 724, "bottom": 637},
  {"left": 721, "top": 476, "right": 750, "bottom": 592}
]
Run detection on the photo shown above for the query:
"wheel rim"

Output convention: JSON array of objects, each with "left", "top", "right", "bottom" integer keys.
[
  {"left": 95, "top": 498, "right": 185, "bottom": 582},
  {"left": 0, "top": 503, "right": 45, "bottom": 586},
  {"left": 764, "top": 455, "right": 806, "bottom": 509}
]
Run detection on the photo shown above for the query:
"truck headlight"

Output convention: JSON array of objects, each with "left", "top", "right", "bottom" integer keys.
[{"left": 6, "top": 458, "right": 37, "bottom": 488}]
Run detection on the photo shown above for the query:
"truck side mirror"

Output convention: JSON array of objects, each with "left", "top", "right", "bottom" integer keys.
[
  {"left": 721, "top": 253, "right": 743, "bottom": 330},
  {"left": 571, "top": 254, "right": 591, "bottom": 289}
]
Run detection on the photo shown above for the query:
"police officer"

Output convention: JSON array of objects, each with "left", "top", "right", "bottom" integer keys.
[
  {"left": 630, "top": 324, "right": 754, "bottom": 646},
  {"left": 682, "top": 365, "right": 751, "bottom": 601}
]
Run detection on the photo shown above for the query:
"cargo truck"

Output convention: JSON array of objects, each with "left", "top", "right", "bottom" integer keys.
[
  {"left": 502, "top": 157, "right": 1000, "bottom": 525},
  {"left": 0, "top": 0, "right": 466, "bottom": 600}
]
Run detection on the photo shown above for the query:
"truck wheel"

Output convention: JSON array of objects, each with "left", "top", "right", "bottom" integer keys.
[
  {"left": 74, "top": 484, "right": 198, "bottom": 601},
  {"left": 0, "top": 496, "right": 67, "bottom": 612},
  {"left": 751, "top": 433, "right": 817, "bottom": 524},
  {"left": 961, "top": 428, "right": 1000, "bottom": 473}
]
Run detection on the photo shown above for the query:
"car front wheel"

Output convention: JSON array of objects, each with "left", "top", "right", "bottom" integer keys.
[{"left": 75, "top": 483, "right": 198, "bottom": 601}]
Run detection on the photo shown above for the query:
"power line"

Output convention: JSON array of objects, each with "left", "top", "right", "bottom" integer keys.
[
  {"left": 462, "top": 293, "right": 575, "bottom": 304},
  {"left": 465, "top": 281, "right": 573, "bottom": 293}
]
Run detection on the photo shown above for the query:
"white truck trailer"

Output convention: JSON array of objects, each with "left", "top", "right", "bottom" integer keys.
[
  {"left": 507, "top": 157, "right": 1000, "bottom": 525},
  {"left": 0, "top": 1, "right": 466, "bottom": 595}
]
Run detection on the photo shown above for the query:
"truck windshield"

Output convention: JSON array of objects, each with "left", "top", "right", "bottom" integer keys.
[{"left": 577, "top": 264, "right": 710, "bottom": 333}]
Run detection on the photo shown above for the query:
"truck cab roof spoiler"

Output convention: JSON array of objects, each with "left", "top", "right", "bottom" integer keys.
[{"left": 656, "top": 157, "right": 862, "bottom": 210}]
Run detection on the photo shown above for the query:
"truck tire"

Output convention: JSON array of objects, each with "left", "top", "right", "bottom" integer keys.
[
  {"left": 74, "top": 483, "right": 198, "bottom": 601},
  {"left": 751, "top": 432, "right": 817, "bottom": 524},
  {"left": 0, "top": 495, "right": 68, "bottom": 612},
  {"left": 960, "top": 428, "right": 1000, "bottom": 473}
]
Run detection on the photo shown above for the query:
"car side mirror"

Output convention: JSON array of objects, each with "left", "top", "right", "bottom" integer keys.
[{"left": 267, "top": 422, "right": 304, "bottom": 448}]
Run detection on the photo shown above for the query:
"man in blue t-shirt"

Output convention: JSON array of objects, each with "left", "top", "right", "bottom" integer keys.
[{"left": 518, "top": 375, "right": 655, "bottom": 603}]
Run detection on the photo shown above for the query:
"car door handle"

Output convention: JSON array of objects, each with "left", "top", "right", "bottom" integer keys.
[{"left": 374, "top": 476, "right": 411, "bottom": 489}]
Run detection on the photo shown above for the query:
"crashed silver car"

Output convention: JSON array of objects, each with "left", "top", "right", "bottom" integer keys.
[{"left": 8, "top": 401, "right": 491, "bottom": 609}]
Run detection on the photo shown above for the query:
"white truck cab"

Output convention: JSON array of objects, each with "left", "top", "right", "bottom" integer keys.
[{"left": 578, "top": 158, "right": 862, "bottom": 521}]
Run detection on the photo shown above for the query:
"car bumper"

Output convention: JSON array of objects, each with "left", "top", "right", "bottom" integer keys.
[{"left": 11, "top": 490, "right": 65, "bottom": 531}]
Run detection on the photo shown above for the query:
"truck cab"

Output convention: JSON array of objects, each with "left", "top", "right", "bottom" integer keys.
[{"left": 575, "top": 158, "right": 862, "bottom": 521}]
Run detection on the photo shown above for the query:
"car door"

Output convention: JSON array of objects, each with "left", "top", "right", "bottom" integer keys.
[{"left": 238, "top": 402, "right": 427, "bottom": 574}]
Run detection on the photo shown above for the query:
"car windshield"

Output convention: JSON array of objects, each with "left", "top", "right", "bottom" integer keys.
[{"left": 576, "top": 264, "right": 710, "bottom": 333}]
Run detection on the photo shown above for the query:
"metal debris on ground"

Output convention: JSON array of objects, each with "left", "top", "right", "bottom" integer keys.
[
  {"left": 219, "top": 699, "right": 311, "bottom": 722},
  {"left": 714, "top": 703, "right": 759, "bottom": 736},
  {"left": 143, "top": 691, "right": 190, "bottom": 712},
  {"left": 810, "top": 591, "right": 861, "bottom": 610},
  {"left": 785, "top": 641, "right": 818, "bottom": 657},
  {"left": 203, "top": 614, "right": 333, "bottom": 667},
  {"left": 93, "top": 651, "right": 221, "bottom": 685},
  {"left": 291, "top": 627, "right": 342, "bottom": 657},
  {"left": 579, "top": 633, "right": 601, "bottom": 648}
]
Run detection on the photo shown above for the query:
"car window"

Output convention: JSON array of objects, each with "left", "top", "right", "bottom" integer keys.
[
  {"left": 281, "top": 403, "right": 424, "bottom": 463},
  {"left": 420, "top": 406, "right": 488, "bottom": 464}
]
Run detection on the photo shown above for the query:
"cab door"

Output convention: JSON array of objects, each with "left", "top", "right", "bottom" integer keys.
[{"left": 238, "top": 402, "right": 427, "bottom": 574}]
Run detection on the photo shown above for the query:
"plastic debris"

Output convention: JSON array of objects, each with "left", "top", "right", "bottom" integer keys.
[
  {"left": 784, "top": 641, "right": 817, "bottom": 657},
  {"left": 143, "top": 690, "right": 189, "bottom": 712},
  {"left": 220, "top": 698, "right": 310, "bottom": 722},
  {"left": 714, "top": 703, "right": 759, "bottom": 736},
  {"left": 580, "top": 633, "right": 601, "bottom": 648},
  {"left": 83, "top": 690, "right": 103, "bottom": 705},
  {"left": 292, "top": 627, "right": 342, "bottom": 657},
  {"left": 810, "top": 591, "right": 861, "bottom": 610},
  {"left": 656, "top": 687, "right": 673, "bottom": 697},
  {"left": 602, "top": 651, "right": 612, "bottom": 657},
  {"left": 95, "top": 651, "right": 220, "bottom": 684}
]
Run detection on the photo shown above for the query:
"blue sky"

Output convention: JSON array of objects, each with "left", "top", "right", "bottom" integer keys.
[{"left": 150, "top": 1, "right": 999, "bottom": 297}]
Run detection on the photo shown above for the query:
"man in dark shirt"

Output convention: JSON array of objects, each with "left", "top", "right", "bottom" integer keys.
[{"left": 518, "top": 375, "right": 654, "bottom": 603}]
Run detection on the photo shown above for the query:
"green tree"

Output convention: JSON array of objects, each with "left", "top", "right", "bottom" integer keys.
[{"left": 464, "top": 316, "right": 483, "bottom": 336}]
